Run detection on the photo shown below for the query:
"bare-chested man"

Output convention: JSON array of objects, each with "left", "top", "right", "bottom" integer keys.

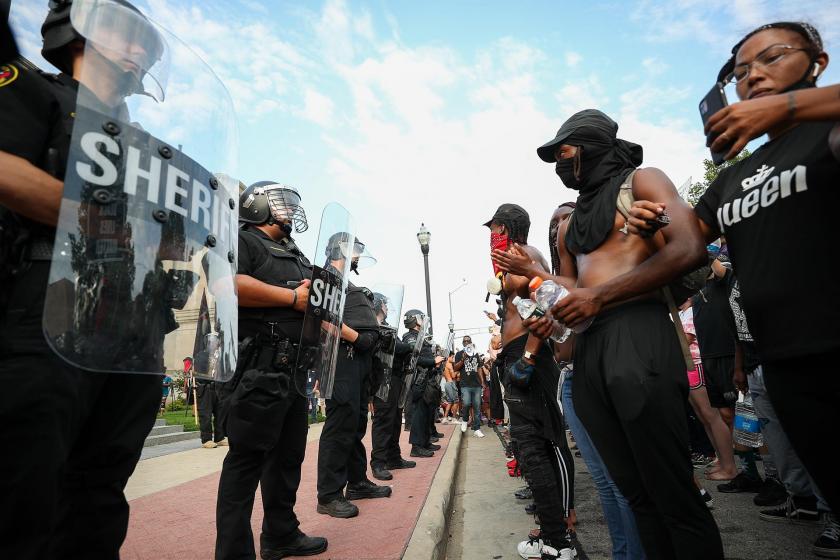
[
  {"left": 484, "top": 204, "right": 575, "bottom": 560},
  {"left": 530, "top": 109, "right": 723, "bottom": 559}
]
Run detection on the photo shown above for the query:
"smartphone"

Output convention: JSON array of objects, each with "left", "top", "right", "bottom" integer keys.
[{"left": 698, "top": 84, "right": 729, "bottom": 165}]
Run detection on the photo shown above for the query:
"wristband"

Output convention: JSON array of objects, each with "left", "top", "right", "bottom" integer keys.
[
  {"left": 787, "top": 92, "right": 796, "bottom": 120},
  {"left": 291, "top": 289, "right": 298, "bottom": 307}
]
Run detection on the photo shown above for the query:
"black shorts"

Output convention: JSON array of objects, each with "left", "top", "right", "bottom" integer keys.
[{"left": 701, "top": 356, "right": 736, "bottom": 408}]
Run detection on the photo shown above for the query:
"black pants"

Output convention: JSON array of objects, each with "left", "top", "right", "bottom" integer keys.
[
  {"left": 197, "top": 382, "right": 225, "bottom": 443},
  {"left": 215, "top": 380, "right": 234, "bottom": 438},
  {"left": 215, "top": 370, "right": 308, "bottom": 560},
  {"left": 403, "top": 389, "right": 415, "bottom": 429},
  {"left": 0, "top": 262, "right": 161, "bottom": 560},
  {"left": 317, "top": 349, "right": 370, "bottom": 502},
  {"left": 489, "top": 361, "right": 505, "bottom": 421},
  {"left": 371, "top": 375, "right": 403, "bottom": 467},
  {"left": 763, "top": 351, "right": 840, "bottom": 513},
  {"left": 573, "top": 301, "right": 723, "bottom": 560},
  {"left": 408, "top": 395, "right": 429, "bottom": 447},
  {"left": 502, "top": 336, "right": 573, "bottom": 547}
]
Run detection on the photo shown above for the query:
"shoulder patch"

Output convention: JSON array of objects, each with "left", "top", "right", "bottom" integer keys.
[{"left": 0, "top": 64, "right": 19, "bottom": 88}]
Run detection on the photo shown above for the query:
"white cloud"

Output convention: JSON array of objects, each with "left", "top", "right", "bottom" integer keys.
[
  {"left": 565, "top": 51, "right": 582, "bottom": 68},
  {"left": 298, "top": 89, "right": 335, "bottom": 126},
  {"left": 642, "top": 56, "right": 668, "bottom": 75}
]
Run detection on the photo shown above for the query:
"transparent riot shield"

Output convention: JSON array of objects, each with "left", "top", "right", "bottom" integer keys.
[
  {"left": 398, "top": 316, "right": 430, "bottom": 408},
  {"left": 43, "top": 0, "right": 239, "bottom": 380},
  {"left": 371, "top": 284, "right": 404, "bottom": 401},
  {"left": 295, "top": 203, "right": 355, "bottom": 398}
]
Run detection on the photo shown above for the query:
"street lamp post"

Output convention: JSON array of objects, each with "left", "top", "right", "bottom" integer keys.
[
  {"left": 417, "top": 223, "right": 433, "bottom": 336},
  {"left": 448, "top": 278, "right": 467, "bottom": 335}
]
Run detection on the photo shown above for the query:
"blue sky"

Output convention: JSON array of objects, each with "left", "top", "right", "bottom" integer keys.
[{"left": 10, "top": 0, "right": 839, "bottom": 349}]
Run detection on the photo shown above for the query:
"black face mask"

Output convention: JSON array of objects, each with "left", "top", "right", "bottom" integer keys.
[{"left": 554, "top": 144, "right": 613, "bottom": 191}]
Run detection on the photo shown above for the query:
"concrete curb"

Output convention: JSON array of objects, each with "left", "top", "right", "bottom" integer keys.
[{"left": 402, "top": 427, "right": 464, "bottom": 560}]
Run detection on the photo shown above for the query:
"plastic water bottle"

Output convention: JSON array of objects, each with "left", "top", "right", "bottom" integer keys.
[
  {"left": 511, "top": 296, "right": 570, "bottom": 343},
  {"left": 733, "top": 392, "right": 763, "bottom": 448},
  {"left": 511, "top": 296, "right": 543, "bottom": 320},
  {"left": 529, "top": 277, "right": 594, "bottom": 333}
]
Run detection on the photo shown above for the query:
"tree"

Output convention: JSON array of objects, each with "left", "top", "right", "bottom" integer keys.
[{"left": 686, "top": 149, "right": 752, "bottom": 206}]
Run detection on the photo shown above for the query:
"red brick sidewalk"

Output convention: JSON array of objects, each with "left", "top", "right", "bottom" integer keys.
[{"left": 121, "top": 422, "right": 456, "bottom": 559}]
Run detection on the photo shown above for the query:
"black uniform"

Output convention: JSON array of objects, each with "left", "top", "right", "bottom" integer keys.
[
  {"left": 0, "top": 60, "right": 162, "bottom": 559},
  {"left": 316, "top": 284, "right": 380, "bottom": 502},
  {"left": 370, "top": 338, "right": 412, "bottom": 469},
  {"left": 196, "top": 378, "right": 225, "bottom": 444},
  {"left": 215, "top": 226, "right": 312, "bottom": 559},
  {"left": 406, "top": 332, "right": 438, "bottom": 449}
]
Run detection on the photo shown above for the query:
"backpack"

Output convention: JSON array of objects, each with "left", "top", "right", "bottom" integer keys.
[{"left": 615, "top": 170, "right": 709, "bottom": 370}]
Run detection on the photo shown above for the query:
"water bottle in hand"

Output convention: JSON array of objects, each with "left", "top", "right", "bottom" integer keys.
[
  {"left": 512, "top": 296, "right": 570, "bottom": 343},
  {"left": 733, "top": 392, "right": 763, "bottom": 448},
  {"left": 512, "top": 296, "right": 543, "bottom": 320},
  {"left": 529, "top": 277, "right": 594, "bottom": 333}
]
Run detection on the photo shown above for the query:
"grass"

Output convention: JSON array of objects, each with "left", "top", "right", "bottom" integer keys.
[{"left": 157, "top": 406, "right": 326, "bottom": 432}]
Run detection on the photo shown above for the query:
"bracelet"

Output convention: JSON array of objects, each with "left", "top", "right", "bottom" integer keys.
[
  {"left": 291, "top": 289, "right": 298, "bottom": 307},
  {"left": 787, "top": 92, "right": 796, "bottom": 120}
]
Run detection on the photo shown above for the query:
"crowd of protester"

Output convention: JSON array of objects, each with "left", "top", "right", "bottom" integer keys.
[{"left": 482, "top": 20, "right": 839, "bottom": 560}]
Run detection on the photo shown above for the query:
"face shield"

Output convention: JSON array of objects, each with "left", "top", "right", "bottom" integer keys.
[
  {"left": 263, "top": 184, "right": 308, "bottom": 233},
  {"left": 71, "top": 0, "right": 169, "bottom": 102},
  {"left": 350, "top": 240, "right": 376, "bottom": 272}
]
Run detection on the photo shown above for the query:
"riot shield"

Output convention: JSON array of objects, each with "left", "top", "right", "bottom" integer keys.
[
  {"left": 295, "top": 203, "right": 355, "bottom": 398},
  {"left": 398, "top": 316, "right": 430, "bottom": 408},
  {"left": 43, "top": 0, "right": 239, "bottom": 380},
  {"left": 372, "top": 284, "right": 405, "bottom": 401}
]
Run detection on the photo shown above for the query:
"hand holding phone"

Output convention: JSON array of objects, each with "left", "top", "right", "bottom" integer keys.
[{"left": 699, "top": 84, "right": 731, "bottom": 165}]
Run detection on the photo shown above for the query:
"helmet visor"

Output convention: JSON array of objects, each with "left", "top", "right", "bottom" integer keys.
[
  {"left": 265, "top": 185, "right": 308, "bottom": 232},
  {"left": 351, "top": 241, "right": 376, "bottom": 270},
  {"left": 71, "top": 0, "right": 169, "bottom": 102}
]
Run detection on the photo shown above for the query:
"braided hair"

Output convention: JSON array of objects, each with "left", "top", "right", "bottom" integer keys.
[
  {"left": 548, "top": 202, "right": 576, "bottom": 275},
  {"left": 717, "top": 21, "right": 824, "bottom": 83},
  {"left": 498, "top": 216, "right": 530, "bottom": 244}
]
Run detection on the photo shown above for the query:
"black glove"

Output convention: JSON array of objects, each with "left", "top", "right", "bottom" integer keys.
[{"left": 353, "top": 330, "right": 379, "bottom": 352}]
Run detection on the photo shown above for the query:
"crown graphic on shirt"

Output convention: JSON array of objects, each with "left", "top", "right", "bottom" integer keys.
[{"left": 741, "top": 164, "right": 775, "bottom": 191}]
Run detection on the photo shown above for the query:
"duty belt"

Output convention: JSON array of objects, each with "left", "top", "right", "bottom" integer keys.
[{"left": 251, "top": 335, "right": 300, "bottom": 373}]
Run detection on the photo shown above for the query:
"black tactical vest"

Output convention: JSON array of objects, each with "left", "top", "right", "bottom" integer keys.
[
  {"left": 238, "top": 227, "right": 312, "bottom": 340},
  {"left": 342, "top": 283, "right": 379, "bottom": 332}
]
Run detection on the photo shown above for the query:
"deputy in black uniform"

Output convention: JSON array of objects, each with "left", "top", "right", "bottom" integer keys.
[
  {"left": 402, "top": 310, "right": 444, "bottom": 458},
  {"left": 316, "top": 236, "right": 391, "bottom": 518},
  {"left": 215, "top": 182, "right": 327, "bottom": 560},
  {"left": 0, "top": 4, "right": 166, "bottom": 558},
  {"left": 369, "top": 295, "right": 415, "bottom": 480}
]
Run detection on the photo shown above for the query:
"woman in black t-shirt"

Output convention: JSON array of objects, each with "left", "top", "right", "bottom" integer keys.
[{"left": 629, "top": 22, "right": 840, "bottom": 521}]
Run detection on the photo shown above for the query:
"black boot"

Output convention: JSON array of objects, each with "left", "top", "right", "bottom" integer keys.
[
  {"left": 316, "top": 496, "right": 359, "bottom": 518},
  {"left": 410, "top": 445, "right": 434, "bottom": 458},
  {"left": 425, "top": 443, "right": 441, "bottom": 451},
  {"left": 260, "top": 533, "right": 328, "bottom": 559},
  {"left": 387, "top": 457, "right": 416, "bottom": 469},
  {"left": 433, "top": 431, "right": 445, "bottom": 438},
  {"left": 371, "top": 463, "right": 393, "bottom": 481},
  {"left": 346, "top": 478, "right": 392, "bottom": 500}
]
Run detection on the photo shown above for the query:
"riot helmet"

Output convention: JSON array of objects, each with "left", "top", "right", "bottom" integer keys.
[
  {"left": 42, "top": 0, "right": 168, "bottom": 101},
  {"left": 404, "top": 309, "right": 425, "bottom": 330},
  {"left": 239, "top": 182, "right": 307, "bottom": 234},
  {"left": 373, "top": 292, "right": 389, "bottom": 321},
  {"left": 325, "top": 233, "right": 375, "bottom": 274}
]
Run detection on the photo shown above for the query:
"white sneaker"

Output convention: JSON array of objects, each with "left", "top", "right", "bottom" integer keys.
[
  {"left": 460, "top": 421, "right": 467, "bottom": 433},
  {"left": 474, "top": 429, "right": 485, "bottom": 438},
  {"left": 517, "top": 537, "right": 542, "bottom": 559},
  {"left": 541, "top": 543, "right": 577, "bottom": 560},
  {"left": 216, "top": 437, "right": 229, "bottom": 447},
  {"left": 441, "top": 417, "right": 451, "bottom": 424},
  {"left": 202, "top": 441, "right": 217, "bottom": 449}
]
